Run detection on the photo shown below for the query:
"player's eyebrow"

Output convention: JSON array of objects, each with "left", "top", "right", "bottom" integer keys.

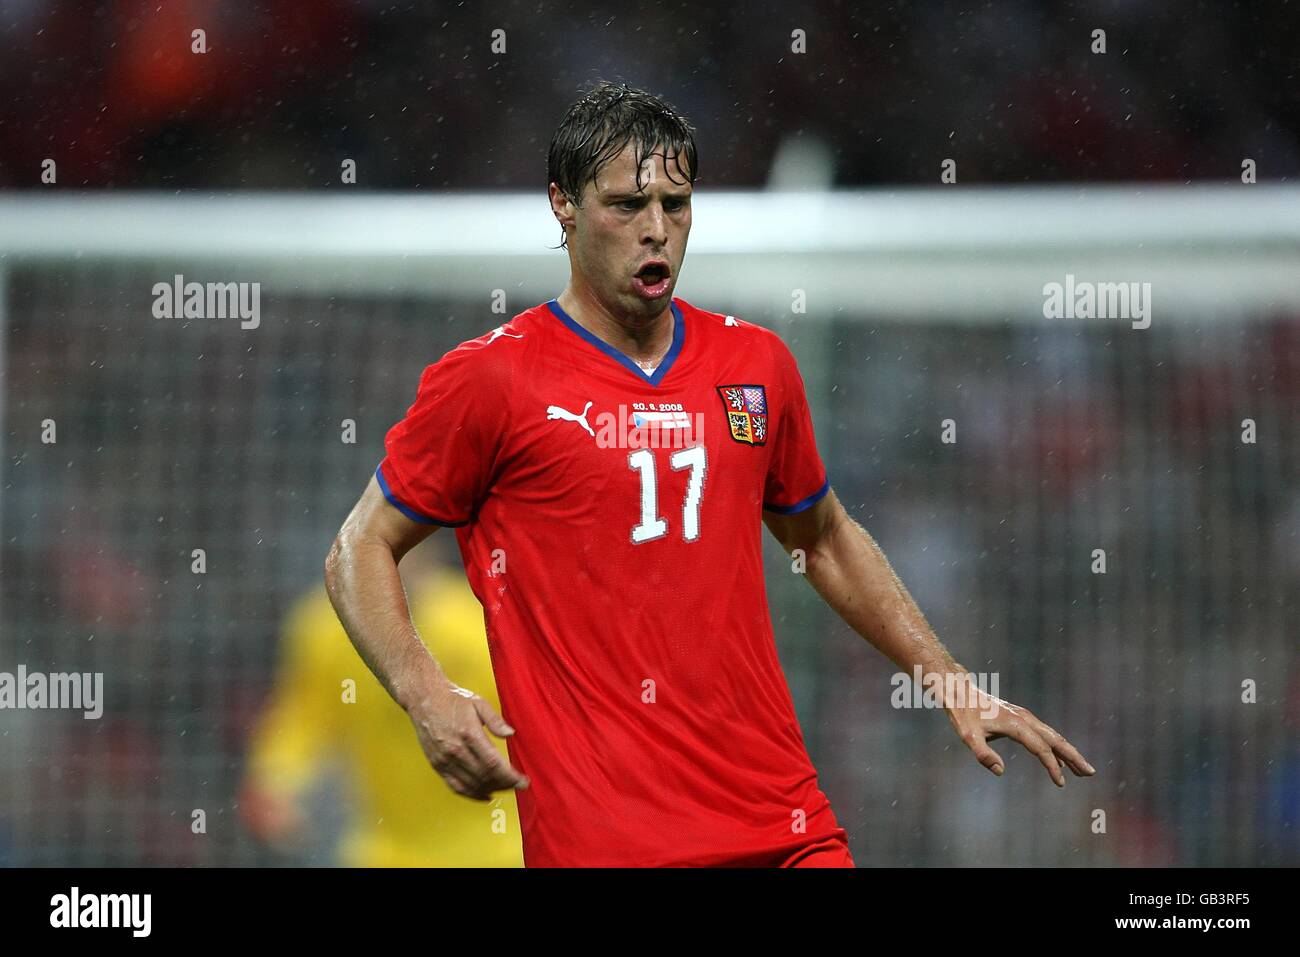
[{"left": 605, "top": 189, "right": 692, "bottom": 202}]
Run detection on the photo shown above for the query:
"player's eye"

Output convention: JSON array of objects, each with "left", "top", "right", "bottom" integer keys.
[{"left": 617, "top": 197, "right": 688, "bottom": 211}]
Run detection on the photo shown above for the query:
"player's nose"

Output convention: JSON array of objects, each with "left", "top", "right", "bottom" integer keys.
[{"left": 641, "top": 206, "right": 669, "bottom": 244}]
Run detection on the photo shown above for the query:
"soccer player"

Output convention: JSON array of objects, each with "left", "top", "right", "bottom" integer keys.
[
  {"left": 240, "top": 541, "right": 522, "bottom": 867},
  {"left": 324, "top": 80, "right": 1095, "bottom": 867}
]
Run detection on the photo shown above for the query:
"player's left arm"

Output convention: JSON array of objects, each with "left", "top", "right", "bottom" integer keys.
[{"left": 763, "top": 489, "right": 1096, "bottom": 787}]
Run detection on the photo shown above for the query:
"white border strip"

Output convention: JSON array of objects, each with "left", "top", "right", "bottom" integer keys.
[{"left": 1, "top": 185, "right": 1297, "bottom": 318}]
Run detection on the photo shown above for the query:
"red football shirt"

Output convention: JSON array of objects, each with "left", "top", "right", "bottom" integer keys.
[{"left": 377, "top": 297, "right": 848, "bottom": 866}]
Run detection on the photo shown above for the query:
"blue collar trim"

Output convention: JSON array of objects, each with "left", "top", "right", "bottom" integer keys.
[{"left": 546, "top": 298, "right": 684, "bottom": 387}]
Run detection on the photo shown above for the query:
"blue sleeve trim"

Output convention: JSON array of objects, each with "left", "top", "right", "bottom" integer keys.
[
  {"left": 763, "top": 476, "right": 831, "bottom": 515},
  {"left": 373, "top": 464, "right": 469, "bottom": 528}
]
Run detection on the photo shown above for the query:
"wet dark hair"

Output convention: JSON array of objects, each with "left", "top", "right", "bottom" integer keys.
[{"left": 547, "top": 80, "right": 698, "bottom": 249}]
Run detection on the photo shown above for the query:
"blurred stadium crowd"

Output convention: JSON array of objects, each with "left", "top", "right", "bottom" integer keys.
[{"left": 1, "top": 0, "right": 1298, "bottom": 189}]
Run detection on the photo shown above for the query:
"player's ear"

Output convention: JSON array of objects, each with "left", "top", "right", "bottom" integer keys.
[{"left": 548, "top": 182, "right": 573, "bottom": 223}]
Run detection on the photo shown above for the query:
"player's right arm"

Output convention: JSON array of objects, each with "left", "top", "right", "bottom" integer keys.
[{"left": 324, "top": 474, "right": 530, "bottom": 801}]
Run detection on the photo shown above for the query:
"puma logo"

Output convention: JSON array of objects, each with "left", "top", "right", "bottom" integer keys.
[
  {"left": 546, "top": 401, "right": 595, "bottom": 437},
  {"left": 487, "top": 325, "right": 524, "bottom": 344}
]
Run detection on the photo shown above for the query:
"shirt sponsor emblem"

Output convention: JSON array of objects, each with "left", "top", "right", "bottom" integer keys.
[{"left": 546, "top": 400, "right": 595, "bottom": 437}]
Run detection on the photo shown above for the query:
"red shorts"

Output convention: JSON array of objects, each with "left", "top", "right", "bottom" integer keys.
[
  {"left": 717, "top": 834, "right": 856, "bottom": 868},
  {"left": 777, "top": 834, "right": 856, "bottom": 868}
]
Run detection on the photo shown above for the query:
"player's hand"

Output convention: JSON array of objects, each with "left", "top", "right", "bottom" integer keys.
[
  {"left": 407, "top": 681, "right": 531, "bottom": 801},
  {"left": 237, "top": 782, "right": 307, "bottom": 848},
  {"left": 942, "top": 676, "right": 1095, "bottom": 786}
]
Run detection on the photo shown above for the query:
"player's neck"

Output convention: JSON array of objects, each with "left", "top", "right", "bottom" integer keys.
[{"left": 556, "top": 286, "right": 674, "bottom": 368}]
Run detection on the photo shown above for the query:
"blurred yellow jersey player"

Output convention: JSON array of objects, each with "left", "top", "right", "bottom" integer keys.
[{"left": 240, "top": 545, "right": 522, "bottom": 866}]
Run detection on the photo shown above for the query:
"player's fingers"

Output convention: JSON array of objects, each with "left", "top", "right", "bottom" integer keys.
[
  {"left": 958, "top": 726, "right": 1004, "bottom": 776},
  {"left": 1039, "top": 725, "right": 1096, "bottom": 776},
  {"left": 424, "top": 740, "right": 480, "bottom": 796},
  {"left": 976, "top": 745, "right": 1004, "bottom": 776},
  {"left": 461, "top": 726, "right": 530, "bottom": 794},
  {"left": 438, "top": 758, "right": 483, "bottom": 798},
  {"left": 441, "top": 769, "right": 488, "bottom": 801},
  {"left": 410, "top": 713, "right": 495, "bottom": 798},
  {"left": 472, "top": 696, "right": 517, "bottom": 739},
  {"left": 433, "top": 709, "right": 522, "bottom": 799},
  {"left": 433, "top": 736, "right": 494, "bottom": 798},
  {"left": 1016, "top": 729, "right": 1065, "bottom": 787}
]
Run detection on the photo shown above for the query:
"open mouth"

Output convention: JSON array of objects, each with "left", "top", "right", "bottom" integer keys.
[{"left": 633, "top": 261, "right": 671, "bottom": 297}]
